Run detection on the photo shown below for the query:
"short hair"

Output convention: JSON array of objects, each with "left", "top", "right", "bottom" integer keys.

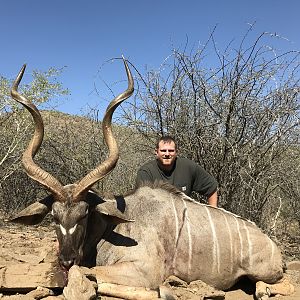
[{"left": 155, "top": 135, "right": 177, "bottom": 150}]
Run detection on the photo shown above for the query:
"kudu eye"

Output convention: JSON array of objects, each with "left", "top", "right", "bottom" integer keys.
[
  {"left": 53, "top": 216, "right": 59, "bottom": 224},
  {"left": 51, "top": 212, "right": 60, "bottom": 224}
]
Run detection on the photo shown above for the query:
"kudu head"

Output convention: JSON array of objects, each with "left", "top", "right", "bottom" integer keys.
[{"left": 10, "top": 58, "right": 134, "bottom": 269}]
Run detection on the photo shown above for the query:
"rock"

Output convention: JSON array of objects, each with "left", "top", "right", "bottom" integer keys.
[
  {"left": 26, "top": 286, "right": 54, "bottom": 299},
  {"left": 0, "top": 286, "right": 55, "bottom": 300},
  {"left": 7, "top": 253, "right": 44, "bottom": 265},
  {"left": 286, "top": 260, "right": 300, "bottom": 271},
  {"left": 0, "top": 263, "right": 65, "bottom": 290},
  {"left": 63, "top": 266, "right": 96, "bottom": 300},
  {"left": 163, "top": 276, "right": 225, "bottom": 300},
  {"left": 0, "top": 296, "right": 33, "bottom": 300}
]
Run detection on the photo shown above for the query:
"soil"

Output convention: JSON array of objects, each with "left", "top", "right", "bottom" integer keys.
[{"left": 0, "top": 222, "right": 299, "bottom": 300}]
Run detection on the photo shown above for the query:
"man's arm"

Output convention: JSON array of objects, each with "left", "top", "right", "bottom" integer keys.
[
  {"left": 190, "top": 160, "right": 218, "bottom": 206},
  {"left": 207, "top": 191, "right": 218, "bottom": 207}
]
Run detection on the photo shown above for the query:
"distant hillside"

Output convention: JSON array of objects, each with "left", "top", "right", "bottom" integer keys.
[{"left": 0, "top": 109, "right": 152, "bottom": 213}]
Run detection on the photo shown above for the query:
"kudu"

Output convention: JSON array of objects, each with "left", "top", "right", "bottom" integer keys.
[{"left": 10, "top": 59, "right": 294, "bottom": 300}]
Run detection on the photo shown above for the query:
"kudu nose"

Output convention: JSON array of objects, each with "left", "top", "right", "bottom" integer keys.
[
  {"left": 59, "top": 254, "right": 76, "bottom": 270},
  {"left": 60, "top": 259, "right": 74, "bottom": 269}
]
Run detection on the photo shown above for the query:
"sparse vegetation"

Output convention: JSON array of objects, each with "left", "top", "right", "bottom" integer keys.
[{"left": 122, "top": 29, "right": 300, "bottom": 236}]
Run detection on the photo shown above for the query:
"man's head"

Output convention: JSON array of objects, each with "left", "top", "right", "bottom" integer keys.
[{"left": 155, "top": 136, "right": 178, "bottom": 171}]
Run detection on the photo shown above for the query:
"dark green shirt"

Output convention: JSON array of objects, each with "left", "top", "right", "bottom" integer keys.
[{"left": 136, "top": 157, "right": 217, "bottom": 197}]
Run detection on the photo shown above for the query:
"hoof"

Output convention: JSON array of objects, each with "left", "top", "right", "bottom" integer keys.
[
  {"left": 256, "top": 296, "right": 270, "bottom": 300},
  {"left": 255, "top": 281, "right": 271, "bottom": 300},
  {"left": 159, "top": 285, "right": 177, "bottom": 300}
]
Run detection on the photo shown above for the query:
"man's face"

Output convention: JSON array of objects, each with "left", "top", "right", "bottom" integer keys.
[{"left": 156, "top": 140, "right": 177, "bottom": 170}]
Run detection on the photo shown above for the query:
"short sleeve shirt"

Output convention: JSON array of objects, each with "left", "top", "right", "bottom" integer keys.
[{"left": 136, "top": 157, "right": 217, "bottom": 197}]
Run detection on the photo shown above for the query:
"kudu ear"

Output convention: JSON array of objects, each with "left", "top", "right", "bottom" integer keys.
[
  {"left": 95, "top": 200, "right": 135, "bottom": 225},
  {"left": 9, "top": 195, "right": 54, "bottom": 225}
]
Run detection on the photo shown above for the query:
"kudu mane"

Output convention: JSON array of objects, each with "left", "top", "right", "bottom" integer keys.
[{"left": 107, "top": 180, "right": 257, "bottom": 228}]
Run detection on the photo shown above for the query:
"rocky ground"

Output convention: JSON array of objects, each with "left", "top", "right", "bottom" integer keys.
[{"left": 0, "top": 222, "right": 299, "bottom": 300}]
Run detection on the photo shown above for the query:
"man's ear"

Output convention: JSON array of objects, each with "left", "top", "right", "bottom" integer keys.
[
  {"left": 9, "top": 195, "right": 54, "bottom": 225},
  {"left": 95, "top": 200, "right": 134, "bottom": 225}
]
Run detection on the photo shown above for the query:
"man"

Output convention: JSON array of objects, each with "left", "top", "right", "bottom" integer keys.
[{"left": 136, "top": 136, "right": 218, "bottom": 207}]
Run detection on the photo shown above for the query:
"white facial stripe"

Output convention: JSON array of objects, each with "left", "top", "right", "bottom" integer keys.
[
  {"left": 69, "top": 224, "right": 78, "bottom": 235},
  {"left": 60, "top": 224, "right": 67, "bottom": 236},
  {"left": 59, "top": 224, "right": 78, "bottom": 235}
]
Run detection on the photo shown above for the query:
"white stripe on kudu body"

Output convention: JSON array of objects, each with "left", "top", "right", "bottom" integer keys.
[
  {"left": 223, "top": 213, "right": 234, "bottom": 274},
  {"left": 182, "top": 200, "right": 192, "bottom": 277},
  {"left": 171, "top": 196, "right": 193, "bottom": 277},
  {"left": 234, "top": 216, "right": 244, "bottom": 264},
  {"left": 171, "top": 197, "right": 179, "bottom": 270},
  {"left": 204, "top": 206, "right": 220, "bottom": 274},
  {"left": 242, "top": 219, "right": 252, "bottom": 268}
]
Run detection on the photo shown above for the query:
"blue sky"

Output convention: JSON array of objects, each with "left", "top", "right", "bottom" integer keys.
[{"left": 1, "top": 0, "right": 299, "bottom": 115}]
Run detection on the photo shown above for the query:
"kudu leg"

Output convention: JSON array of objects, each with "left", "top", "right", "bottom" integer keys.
[
  {"left": 98, "top": 282, "right": 175, "bottom": 300},
  {"left": 80, "top": 264, "right": 176, "bottom": 300},
  {"left": 255, "top": 277, "right": 294, "bottom": 300},
  {"left": 98, "top": 282, "right": 159, "bottom": 299}
]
